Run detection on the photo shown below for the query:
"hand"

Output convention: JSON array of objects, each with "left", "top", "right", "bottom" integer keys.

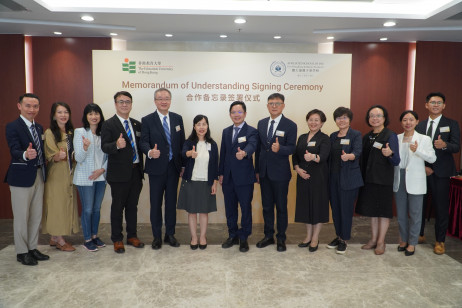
[
  {"left": 88, "top": 168, "right": 104, "bottom": 180},
  {"left": 296, "top": 166, "right": 310, "bottom": 180},
  {"left": 409, "top": 140, "right": 418, "bottom": 153},
  {"left": 341, "top": 150, "right": 349, "bottom": 162},
  {"left": 304, "top": 150, "right": 315, "bottom": 162},
  {"left": 381, "top": 143, "right": 393, "bottom": 157},
  {"left": 434, "top": 135, "right": 446, "bottom": 149},
  {"left": 219, "top": 175, "right": 223, "bottom": 186},
  {"left": 117, "top": 133, "right": 126, "bottom": 149},
  {"left": 150, "top": 144, "right": 160, "bottom": 158},
  {"left": 236, "top": 147, "right": 246, "bottom": 160},
  {"left": 25, "top": 142, "right": 37, "bottom": 160},
  {"left": 211, "top": 182, "right": 217, "bottom": 195},
  {"left": 271, "top": 137, "right": 280, "bottom": 153},
  {"left": 56, "top": 147, "right": 67, "bottom": 161},
  {"left": 82, "top": 135, "right": 91, "bottom": 151},
  {"left": 425, "top": 166, "right": 434, "bottom": 176},
  {"left": 190, "top": 145, "right": 198, "bottom": 158},
  {"left": 256, "top": 173, "right": 260, "bottom": 184},
  {"left": 179, "top": 167, "right": 185, "bottom": 178}
]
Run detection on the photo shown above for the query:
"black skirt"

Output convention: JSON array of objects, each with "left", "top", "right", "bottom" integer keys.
[
  {"left": 177, "top": 179, "right": 217, "bottom": 214},
  {"left": 355, "top": 182, "right": 393, "bottom": 218}
]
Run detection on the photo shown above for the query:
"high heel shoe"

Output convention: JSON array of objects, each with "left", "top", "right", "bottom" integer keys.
[
  {"left": 298, "top": 241, "right": 311, "bottom": 248},
  {"left": 199, "top": 237, "right": 207, "bottom": 250}
]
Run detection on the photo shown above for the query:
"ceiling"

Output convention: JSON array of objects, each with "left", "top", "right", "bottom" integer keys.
[{"left": 1, "top": 0, "right": 462, "bottom": 44}]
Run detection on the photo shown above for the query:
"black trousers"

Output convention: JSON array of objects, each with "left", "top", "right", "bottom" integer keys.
[{"left": 260, "top": 177, "right": 289, "bottom": 241}]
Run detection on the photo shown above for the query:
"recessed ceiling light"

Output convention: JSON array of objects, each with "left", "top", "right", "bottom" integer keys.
[
  {"left": 380, "top": 37, "right": 388, "bottom": 41},
  {"left": 326, "top": 36, "right": 334, "bottom": 40},
  {"left": 165, "top": 34, "right": 173, "bottom": 37},
  {"left": 274, "top": 36, "right": 282, "bottom": 40},
  {"left": 54, "top": 32, "right": 62, "bottom": 35},
  {"left": 81, "top": 15, "right": 94, "bottom": 22},
  {"left": 383, "top": 21, "right": 396, "bottom": 27},
  {"left": 234, "top": 18, "right": 246, "bottom": 24},
  {"left": 110, "top": 33, "right": 118, "bottom": 36},
  {"left": 220, "top": 34, "right": 228, "bottom": 38}
]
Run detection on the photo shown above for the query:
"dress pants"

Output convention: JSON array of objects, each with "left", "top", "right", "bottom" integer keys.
[
  {"left": 260, "top": 177, "right": 289, "bottom": 241},
  {"left": 10, "top": 169, "right": 44, "bottom": 254},
  {"left": 108, "top": 165, "right": 143, "bottom": 242},
  {"left": 420, "top": 173, "right": 451, "bottom": 242},
  {"left": 222, "top": 176, "right": 254, "bottom": 240},
  {"left": 149, "top": 160, "right": 179, "bottom": 238}
]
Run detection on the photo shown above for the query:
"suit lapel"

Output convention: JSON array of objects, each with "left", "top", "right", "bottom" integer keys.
[
  {"left": 18, "top": 117, "right": 35, "bottom": 144},
  {"left": 232, "top": 123, "right": 247, "bottom": 147},
  {"left": 113, "top": 115, "right": 128, "bottom": 138},
  {"left": 154, "top": 111, "right": 168, "bottom": 143}
]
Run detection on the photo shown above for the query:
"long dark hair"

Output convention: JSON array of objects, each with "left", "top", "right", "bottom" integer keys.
[
  {"left": 82, "top": 103, "right": 105, "bottom": 136},
  {"left": 187, "top": 114, "right": 214, "bottom": 144},
  {"left": 50, "top": 102, "right": 74, "bottom": 143}
]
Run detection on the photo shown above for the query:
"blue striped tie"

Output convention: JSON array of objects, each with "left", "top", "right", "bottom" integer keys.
[
  {"left": 163, "top": 116, "right": 173, "bottom": 160},
  {"left": 30, "top": 124, "right": 45, "bottom": 180},
  {"left": 124, "top": 120, "right": 137, "bottom": 162}
]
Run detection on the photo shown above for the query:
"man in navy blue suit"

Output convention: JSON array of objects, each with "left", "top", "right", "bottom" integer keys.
[
  {"left": 255, "top": 93, "right": 297, "bottom": 252},
  {"left": 416, "top": 92, "right": 460, "bottom": 255},
  {"left": 140, "top": 88, "right": 185, "bottom": 250},
  {"left": 219, "top": 101, "right": 258, "bottom": 252},
  {"left": 5, "top": 93, "right": 49, "bottom": 265}
]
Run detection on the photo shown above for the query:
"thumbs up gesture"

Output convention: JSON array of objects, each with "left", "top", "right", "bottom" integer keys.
[
  {"left": 117, "top": 133, "right": 126, "bottom": 149},
  {"left": 25, "top": 142, "right": 37, "bottom": 160},
  {"left": 434, "top": 134, "right": 446, "bottom": 149},
  {"left": 381, "top": 142, "right": 393, "bottom": 157},
  {"left": 82, "top": 135, "right": 91, "bottom": 151},
  {"left": 271, "top": 137, "right": 280, "bottom": 153},
  {"left": 58, "top": 147, "right": 67, "bottom": 160},
  {"left": 341, "top": 150, "right": 349, "bottom": 161},
  {"left": 236, "top": 146, "right": 246, "bottom": 160},
  {"left": 409, "top": 140, "right": 418, "bottom": 152},
  {"left": 304, "top": 150, "right": 315, "bottom": 162},
  {"left": 150, "top": 143, "right": 160, "bottom": 159},
  {"left": 190, "top": 145, "right": 198, "bottom": 158}
]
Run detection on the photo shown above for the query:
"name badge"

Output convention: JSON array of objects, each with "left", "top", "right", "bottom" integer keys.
[
  {"left": 238, "top": 136, "right": 246, "bottom": 143},
  {"left": 340, "top": 139, "right": 350, "bottom": 145},
  {"left": 373, "top": 141, "right": 383, "bottom": 149},
  {"left": 136, "top": 131, "right": 141, "bottom": 137},
  {"left": 176, "top": 125, "right": 181, "bottom": 132},
  {"left": 275, "top": 130, "right": 285, "bottom": 137},
  {"left": 308, "top": 141, "right": 316, "bottom": 147},
  {"left": 440, "top": 126, "right": 450, "bottom": 133},
  {"left": 206, "top": 143, "right": 211, "bottom": 151},
  {"left": 41, "top": 134, "right": 45, "bottom": 140}
]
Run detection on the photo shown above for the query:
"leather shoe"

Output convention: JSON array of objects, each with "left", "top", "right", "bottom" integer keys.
[
  {"left": 256, "top": 237, "right": 275, "bottom": 248},
  {"left": 308, "top": 242, "right": 319, "bottom": 252},
  {"left": 298, "top": 241, "right": 311, "bottom": 248},
  {"left": 405, "top": 248, "right": 415, "bottom": 256},
  {"left": 127, "top": 237, "right": 145, "bottom": 248},
  {"left": 55, "top": 242, "right": 75, "bottom": 252},
  {"left": 374, "top": 243, "right": 386, "bottom": 255},
  {"left": 418, "top": 235, "right": 426, "bottom": 244},
  {"left": 434, "top": 242, "right": 445, "bottom": 255},
  {"left": 17, "top": 253, "right": 38, "bottom": 266},
  {"left": 113, "top": 241, "right": 125, "bottom": 253},
  {"left": 239, "top": 239, "right": 249, "bottom": 253},
  {"left": 361, "top": 241, "right": 377, "bottom": 250},
  {"left": 221, "top": 237, "right": 239, "bottom": 249},
  {"left": 397, "top": 244, "right": 408, "bottom": 252},
  {"left": 164, "top": 235, "right": 180, "bottom": 247},
  {"left": 277, "top": 240, "right": 286, "bottom": 252},
  {"left": 199, "top": 243, "right": 207, "bottom": 250},
  {"left": 29, "top": 249, "right": 50, "bottom": 261},
  {"left": 190, "top": 243, "right": 199, "bottom": 250},
  {"left": 151, "top": 238, "right": 162, "bottom": 250}
]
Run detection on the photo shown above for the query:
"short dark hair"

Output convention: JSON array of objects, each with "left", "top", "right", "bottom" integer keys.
[
  {"left": 267, "top": 93, "right": 285, "bottom": 102},
  {"left": 19, "top": 93, "right": 39, "bottom": 103},
  {"left": 365, "top": 105, "right": 390, "bottom": 127},
  {"left": 82, "top": 103, "right": 105, "bottom": 136},
  {"left": 333, "top": 107, "right": 353, "bottom": 121},
  {"left": 399, "top": 110, "right": 419, "bottom": 121},
  {"left": 154, "top": 88, "right": 172, "bottom": 98},
  {"left": 425, "top": 92, "right": 445, "bottom": 103},
  {"left": 113, "top": 91, "right": 132, "bottom": 102},
  {"left": 187, "top": 114, "right": 214, "bottom": 144},
  {"left": 306, "top": 109, "right": 326, "bottom": 122},
  {"left": 229, "top": 101, "right": 246, "bottom": 113}
]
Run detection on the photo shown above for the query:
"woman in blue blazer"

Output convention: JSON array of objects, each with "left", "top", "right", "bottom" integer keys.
[
  {"left": 177, "top": 115, "right": 219, "bottom": 250},
  {"left": 327, "top": 107, "right": 364, "bottom": 254},
  {"left": 73, "top": 104, "right": 108, "bottom": 252}
]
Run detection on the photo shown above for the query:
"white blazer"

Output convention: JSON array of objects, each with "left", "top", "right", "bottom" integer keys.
[
  {"left": 393, "top": 131, "right": 436, "bottom": 194},
  {"left": 73, "top": 127, "right": 108, "bottom": 186}
]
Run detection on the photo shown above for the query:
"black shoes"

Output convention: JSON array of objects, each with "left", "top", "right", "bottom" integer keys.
[
  {"left": 222, "top": 237, "right": 239, "bottom": 249},
  {"left": 397, "top": 244, "right": 408, "bottom": 252},
  {"left": 190, "top": 243, "right": 199, "bottom": 250},
  {"left": 17, "top": 252, "right": 37, "bottom": 266},
  {"left": 308, "top": 242, "right": 319, "bottom": 252},
  {"left": 151, "top": 238, "right": 162, "bottom": 250},
  {"left": 298, "top": 241, "right": 311, "bottom": 248},
  {"left": 405, "top": 248, "right": 415, "bottom": 256},
  {"left": 327, "top": 237, "right": 340, "bottom": 249},
  {"left": 256, "top": 237, "right": 275, "bottom": 248},
  {"left": 164, "top": 235, "right": 180, "bottom": 247},
  {"left": 336, "top": 240, "right": 347, "bottom": 254},
  {"left": 277, "top": 240, "right": 286, "bottom": 252},
  {"left": 239, "top": 239, "right": 249, "bottom": 253},
  {"left": 199, "top": 243, "right": 207, "bottom": 250},
  {"left": 29, "top": 249, "right": 50, "bottom": 261}
]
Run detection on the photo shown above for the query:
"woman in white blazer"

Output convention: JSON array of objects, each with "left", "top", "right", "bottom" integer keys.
[
  {"left": 73, "top": 104, "right": 108, "bottom": 252},
  {"left": 393, "top": 110, "right": 436, "bottom": 256}
]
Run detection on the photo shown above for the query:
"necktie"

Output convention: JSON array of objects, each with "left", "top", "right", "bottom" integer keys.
[
  {"left": 232, "top": 127, "right": 240, "bottom": 143},
  {"left": 163, "top": 116, "right": 173, "bottom": 160},
  {"left": 30, "top": 124, "right": 46, "bottom": 181},
  {"left": 426, "top": 120, "right": 434, "bottom": 139},
  {"left": 267, "top": 120, "right": 275, "bottom": 145},
  {"left": 124, "top": 120, "right": 137, "bottom": 162},
  {"left": 66, "top": 134, "right": 73, "bottom": 172}
]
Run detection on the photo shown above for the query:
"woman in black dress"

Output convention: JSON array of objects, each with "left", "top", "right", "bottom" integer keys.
[
  {"left": 293, "top": 109, "right": 331, "bottom": 252},
  {"left": 355, "top": 105, "right": 400, "bottom": 255}
]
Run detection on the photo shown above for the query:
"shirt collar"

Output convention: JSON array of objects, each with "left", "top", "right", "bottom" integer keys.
[
  {"left": 269, "top": 114, "right": 283, "bottom": 124},
  {"left": 157, "top": 110, "right": 169, "bottom": 122},
  {"left": 234, "top": 121, "right": 245, "bottom": 129},
  {"left": 20, "top": 115, "right": 34, "bottom": 128}
]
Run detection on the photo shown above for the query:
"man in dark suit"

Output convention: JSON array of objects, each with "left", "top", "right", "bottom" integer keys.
[
  {"left": 219, "top": 101, "right": 258, "bottom": 253},
  {"left": 5, "top": 93, "right": 49, "bottom": 265},
  {"left": 255, "top": 93, "right": 297, "bottom": 252},
  {"left": 101, "top": 91, "right": 145, "bottom": 253},
  {"left": 140, "top": 88, "right": 185, "bottom": 250},
  {"left": 416, "top": 92, "right": 460, "bottom": 255}
]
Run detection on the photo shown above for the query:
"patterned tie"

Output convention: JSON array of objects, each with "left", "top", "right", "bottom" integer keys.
[
  {"left": 124, "top": 120, "right": 137, "bottom": 162},
  {"left": 267, "top": 120, "right": 275, "bottom": 145},
  {"left": 66, "top": 134, "right": 73, "bottom": 172},
  {"left": 163, "top": 116, "right": 173, "bottom": 160},
  {"left": 30, "top": 124, "right": 46, "bottom": 180},
  {"left": 232, "top": 127, "right": 240, "bottom": 143},
  {"left": 426, "top": 120, "right": 434, "bottom": 139}
]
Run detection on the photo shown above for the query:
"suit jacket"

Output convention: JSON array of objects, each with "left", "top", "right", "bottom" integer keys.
[
  {"left": 101, "top": 114, "right": 143, "bottom": 183},
  {"left": 5, "top": 117, "right": 46, "bottom": 187},
  {"left": 255, "top": 114, "right": 297, "bottom": 181},
  {"left": 219, "top": 122, "right": 258, "bottom": 186},
  {"left": 181, "top": 139, "right": 219, "bottom": 186},
  {"left": 393, "top": 131, "right": 436, "bottom": 194},
  {"left": 329, "top": 128, "right": 364, "bottom": 190},
  {"left": 140, "top": 111, "right": 185, "bottom": 175},
  {"left": 415, "top": 116, "right": 460, "bottom": 177}
]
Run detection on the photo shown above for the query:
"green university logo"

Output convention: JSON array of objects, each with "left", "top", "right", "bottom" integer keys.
[{"left": 122, "top": 58, "right": 136, "bottom": 74}]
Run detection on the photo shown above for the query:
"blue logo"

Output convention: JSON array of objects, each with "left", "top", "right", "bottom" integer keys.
[{"left": 270, "top": 61, "right": 286, "bottom": 77}]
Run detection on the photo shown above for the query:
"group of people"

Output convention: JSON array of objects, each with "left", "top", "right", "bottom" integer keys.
[{"left": 5, "top": 89, "right": 460, "bottom": 266}]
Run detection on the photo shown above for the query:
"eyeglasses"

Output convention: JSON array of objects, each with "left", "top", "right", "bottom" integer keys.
[
  {"left": 428, "top": 101, "right": 444, "bottom": 106},
  {"left": 116, "top": 100, "right": 132, "bottom": 105},
  {"left": 268, "top": 102, "right": 283, "bottom": 107},
  {"left": 155, "top": 98, "right": 171, "bottom": 102},
  {"left": 369, "top": 114, "right": 384, "bottom": 119},
  {"left": 230, "top": 111, "right": 243, "bottom": 115},
  {"left": 336, "top": 116, "right": 349, "bottom": 121}
]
